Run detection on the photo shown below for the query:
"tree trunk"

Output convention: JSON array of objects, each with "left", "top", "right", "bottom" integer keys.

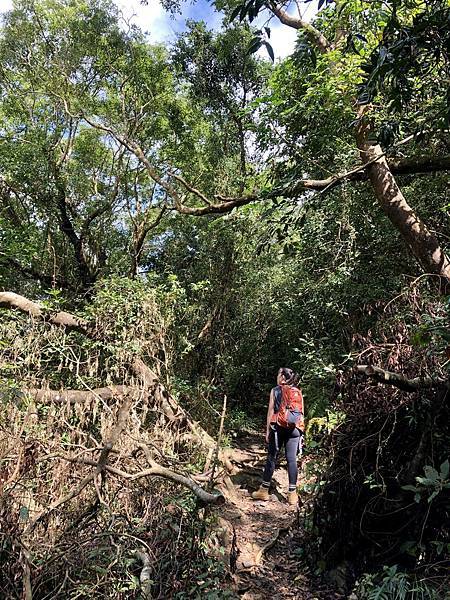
[
  {"left": 263, "top": 8, "right": 450, "bottom": 292},
  {"left": 356, "top": 113, "right": 450, "bottom": 291}
]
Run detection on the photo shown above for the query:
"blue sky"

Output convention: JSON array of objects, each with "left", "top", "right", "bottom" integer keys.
[
  {"left": 113, "top": 0, "right": 318, "bottom": 60},
  {"left": 0, "top": 0, "right": 318, "bottom": 60}
]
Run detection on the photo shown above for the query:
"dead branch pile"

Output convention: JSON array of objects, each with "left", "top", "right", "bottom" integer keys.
[{"left": 0, "top": 284, "right": 227, "bottom": 599}]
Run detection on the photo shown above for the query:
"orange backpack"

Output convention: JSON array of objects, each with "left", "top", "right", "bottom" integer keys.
[{"left": 276, "top": 385, "right": 304, "bottom": 430}]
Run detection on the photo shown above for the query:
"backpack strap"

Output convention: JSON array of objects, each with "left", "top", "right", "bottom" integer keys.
[{"left": 273, "top": 385, "right": 282, "bottom": 413}]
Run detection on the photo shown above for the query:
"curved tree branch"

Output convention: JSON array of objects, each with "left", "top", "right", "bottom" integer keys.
[
  {"left": 267, "top": 1, "right": 330, "bottom": 53},
  {"left": 80, "top": 107, "right": 450, "bottom": 218},
  {"left": 56, "top": 453, "right": 225, "bottom": 505},
  {"left": 163, "top": 152, "right": 450, "bottom": 216},
  {"left": 105, "top": 462, "right": 225, "bottom": 505}
]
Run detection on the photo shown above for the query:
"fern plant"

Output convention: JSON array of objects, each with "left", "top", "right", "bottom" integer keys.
[{"left": 354, "top": 565, "right": 440, "bottom": 600}]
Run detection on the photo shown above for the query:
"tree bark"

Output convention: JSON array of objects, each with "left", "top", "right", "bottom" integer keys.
[
  {"left": 136, "top": 551, "right": 153, "bottom": 600},
  {"left": 0, "top": 291, "right": 89, "bottom": 333},
  {"left": 264, "top": 5, "right": 450, "bottom": 291},
  {"left": 53, "top": 180, "right": 96, "bottom": 289},
  {"left": 356, "top": 113, "right": 450, "bottom": 289},
  {"left": 268, "top": 1, "right": 330, "bottom": 53},
  {"left": 356, "top": 365, "right": 448, "bottom": 392}
]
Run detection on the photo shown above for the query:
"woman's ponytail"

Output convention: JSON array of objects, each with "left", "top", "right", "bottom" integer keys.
[{"left": 280, "top": 367, "right": 300, "bottom": 386}]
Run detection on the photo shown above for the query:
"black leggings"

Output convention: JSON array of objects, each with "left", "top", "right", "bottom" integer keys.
[{"left": 262, "top": 425, "right": 301, "bottom": 487}]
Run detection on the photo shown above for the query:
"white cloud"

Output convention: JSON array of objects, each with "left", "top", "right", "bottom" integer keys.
[
  {"left": 268, "top": 22, "right": 299, "bottom": 61},
  {"left": 0, "top": 0, "right": 317, "bottom": 59},
  {"left": 0, "top": 0, "right": 13, "bottom": 12},
  {"left": 113, "top": 0, "right": 174, "bottom": 43},
  {"left": 112, "top": 0, "right": 310, "bottom": 58}
]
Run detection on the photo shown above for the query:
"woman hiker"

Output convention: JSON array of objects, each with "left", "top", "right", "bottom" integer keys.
[{"left": 252, "top": 367, "right": 304, "bottom": 505}]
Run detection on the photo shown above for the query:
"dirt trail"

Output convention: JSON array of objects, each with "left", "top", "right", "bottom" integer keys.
[{"left": 217, "top": 431, "right": 337, "bottom": 599}]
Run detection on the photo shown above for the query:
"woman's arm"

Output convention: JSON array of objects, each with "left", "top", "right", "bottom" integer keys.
[{"left": 266, "top": 389, "right": 275, "bottom": 443}]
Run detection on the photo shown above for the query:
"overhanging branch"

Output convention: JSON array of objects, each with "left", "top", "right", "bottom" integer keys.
[
  {"left": 79, "top": 109, "right": 450, "bottom": 217},
  {"left": 168, "top": 153, "right": 450, "bottom": 216},
  {"left": 268, "top": 1, "right": 330, "bottom": 53},
  {"left": 356, "top": 365, "right": 449, "bottom": 392},
  {"left": 0, "top": 291, "right": 90, "bottom": 334}
]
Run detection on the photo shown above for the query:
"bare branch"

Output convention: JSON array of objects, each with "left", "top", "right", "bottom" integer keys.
[
  {"left": 159, "top": 153, "right": 450, "bottom": 216},
  {"left": 81, "top": 116, "right": 184, "bottom": 208},
  {"left": 168, "top": 171, "right": 211, "bottom": 206},
  {"left": 267, "top": 1, "right": 330, "bottom": 53},
  {"left": 356, "top": 365, "right": 448, "bottom": 392},
  {"left": 24, "top": 394, "right": 134, "bottom": 533},
  {"left": 55, "top": 453, "right": 225, "bottom": 505},
  {"left": 0, "top": 291, "right": 90, "bottom": 334},
  {"left": 105, "top": 462, "right": 225, "bottom": 505}
]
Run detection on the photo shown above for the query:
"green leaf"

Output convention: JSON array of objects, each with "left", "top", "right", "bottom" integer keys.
[
  {"left": 401, "top": 484, "right": 418, "bottom": 492},
  {"left": 19, "top": 506, "right": 29, "bottom": 521},
  {"left": 440, "top": 459, "right": 449, "bottom": 480},
  {"left": 423, "top": 465, "right": 439, "bottom": 484},
  {"left": 248, "top": 39, "right": 262, "bottom": 55},
  {"left": 229, "top": 4, "right": 244, "bottom": 21},
  {"left": 263, "top": 41, "right": 275, "bottom": 62},
  {"left": 239, "top": 1, "right": 250, "bottom": 21}
]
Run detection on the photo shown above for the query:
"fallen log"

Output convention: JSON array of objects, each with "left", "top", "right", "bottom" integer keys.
[{"left": 0, "top": 291, "right": 90, "bottom": 334}]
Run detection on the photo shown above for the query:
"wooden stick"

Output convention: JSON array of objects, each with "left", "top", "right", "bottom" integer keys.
[
  {"left": 208, "top": 395, "right": 227, "bottom": 491},
  {"left": 23, "top": 395, "right": 133, "bottom": 534}
]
